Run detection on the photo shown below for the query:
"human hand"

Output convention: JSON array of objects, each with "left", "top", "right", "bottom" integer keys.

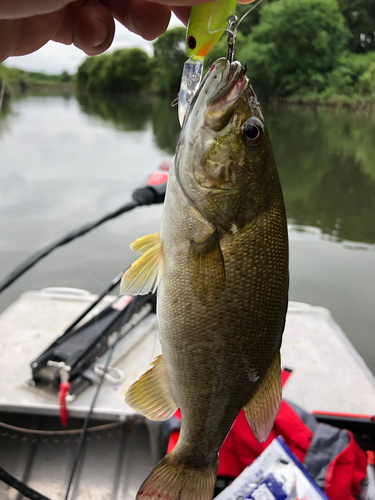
[{"left": 0, "top": 0, "right": 255, "bottom": 63}]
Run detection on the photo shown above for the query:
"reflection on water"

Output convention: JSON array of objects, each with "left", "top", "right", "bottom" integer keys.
[
  {"left": 0, "top": 93, "right": 12, "bottom": 136},
  {"left": 266, "top": 104, "right": 375, "bottom": 245},
  {"left": 0, "top": 92, "right": 374, "bottom": 376},
  {"left": 76, "top": 91, "right": 151, "bottom": 131},
  {"left": 76, "top": 91, "right": 180, "bottom": 154},
  {"left": 150, "top": 96, "right": 181, "bottom": 156},
  {"left": 75, "top": 93, "right": 375, "bottom": 245}
]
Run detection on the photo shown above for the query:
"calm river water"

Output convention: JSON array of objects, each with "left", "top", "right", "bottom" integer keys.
[{"left": 1, "top": 92, "right": 374, "bottom": 375}]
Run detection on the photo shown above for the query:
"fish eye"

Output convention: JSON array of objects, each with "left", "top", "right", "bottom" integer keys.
[
  {"left": 187, "top": 36, "right": 197, "bottom": 50},
  {"left": 242, "top": 117, "right": 264, "bottom": 146}
]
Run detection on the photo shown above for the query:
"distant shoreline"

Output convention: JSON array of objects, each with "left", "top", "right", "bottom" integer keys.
[
  {"left": 269, "top": 95, "right": 375, "bottom": 111},
  {"left": 10, "top": 81, "right": 74, "bottom": 93},
  {"left": 3, "top": 82, "right": 375, "bottom": 111}
]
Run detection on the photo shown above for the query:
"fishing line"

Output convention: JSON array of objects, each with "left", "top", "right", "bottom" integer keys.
[
  {"left": 64, "top": 296, "right": 139, "bottom": 500},
  {"left": 0, "top": 174, "right": 167, "bottom": 296},
  {"left": 0, "top": 200, "right": 137, "bottom": 295},
  {"left": 1, "top": 286, "right": 154, "bottom": 500},
  {"left": 199, "top": 0, "right": 265, "bottom": 37},
  {"left": 236, "top": 0, "right": 265, "bottom": 30}
]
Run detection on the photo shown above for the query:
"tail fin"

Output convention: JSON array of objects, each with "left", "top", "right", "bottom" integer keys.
[{"left": 137, "top": 453, "right": 218, "bottom": 500}]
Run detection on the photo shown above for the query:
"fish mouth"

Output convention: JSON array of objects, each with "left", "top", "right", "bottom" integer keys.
[
  {"left": 207, "top": 61, "right": 247, "bottom": 110},
  {"left": 204, "top": 61, "right": 247, "bottom": 131}
]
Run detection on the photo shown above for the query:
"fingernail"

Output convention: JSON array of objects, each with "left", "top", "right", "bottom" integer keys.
[{"left": 93, "top": 19, "right": 107, "bottom": 48}]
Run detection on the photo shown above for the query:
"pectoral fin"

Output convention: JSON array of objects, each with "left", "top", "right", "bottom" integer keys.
[
  {"left": 120, "top": 233, "right": 163, "bottom": 296},
  {"left": 243, "top": 352, "right": 282, "bottom": 442},
  {"left": 125, "top": 355, "right": 178, "bottom": 421},
  {"left": 189, "top": 230, "right": 225, "bottom": 294}
]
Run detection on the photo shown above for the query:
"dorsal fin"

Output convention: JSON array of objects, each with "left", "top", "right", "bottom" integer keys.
[{"left": 120, "top": 233, "right": 163, "bottom": 296}]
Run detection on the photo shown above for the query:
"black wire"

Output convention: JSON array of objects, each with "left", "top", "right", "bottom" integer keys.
[
  {"left": 0, "top": 182, "right": 166, "bottom": 496},
  {"left": 0, "top": 466, "right": 52, "bottom": 500},
  {"left": 0, "top": 200, "right": 138, "bottom": 294},
  {"left": 52, "top": 271, "right": 124, "bottom": 343},
  {"left": 0, "top": 294, "right": 144, "bottom": 500},
  {"left": 64, "top": 297, "right": 138, "bottom": 500}
]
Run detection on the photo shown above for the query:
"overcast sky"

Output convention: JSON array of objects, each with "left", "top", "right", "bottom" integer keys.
[{"left": 4, "top": 15, "right": 183, "bottom": 75}]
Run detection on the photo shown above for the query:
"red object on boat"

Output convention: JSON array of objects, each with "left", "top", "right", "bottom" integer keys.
[
  {"left": 158, "top": 159, "right": 171, "bottom": 171},
  {"left": 166, "top": 369, "right": 368, "bottom": 500},
  {"left": 147, "top": 171, "right": 169, "bottom": 186},
  {"left": 59, "top": 381, "right": 70, "bottom": 427}
]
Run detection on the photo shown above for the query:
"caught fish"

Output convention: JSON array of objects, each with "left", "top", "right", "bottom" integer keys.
[{"left": 121, "top": 57, "right": 289, "bottom": 500}]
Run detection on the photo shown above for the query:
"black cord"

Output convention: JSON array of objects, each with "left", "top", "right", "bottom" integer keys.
[
  {"left": 0, "top": 180, "right": 167, "bottom": 497},
  {"left": 0, "top": 294, "right": 143, "bottom": 500},
  {"left": 0, "top": 200, "right": 138, "bottom": 294},
  {"left": 0, "top": 466, "right": 52, "bottom": 500},
  {"left": 52, "top": 271, "right": 124, "bottom": 343},
  {"left": 64, "top": 297, "right": 138, "bottom": 500},
  {"left": 0, "top": 180, "right": 167, "bottom": 296}
]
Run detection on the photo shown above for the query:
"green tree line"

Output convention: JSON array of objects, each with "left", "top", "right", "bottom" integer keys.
[
  {"left": 76, "top": 0, "right": 375, "bottom": 102},
  {"left": 76, "top": 29, "right": 186, "bottom": 95},
  {"left": 0, "top": 64, "right": 72, "bottom": 86}
]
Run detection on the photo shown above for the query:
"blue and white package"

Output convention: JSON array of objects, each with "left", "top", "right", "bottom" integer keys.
[
  {"left": 215, "top": 437, "right": 329, "bottom": 500},
  {"left": 244, "top": 474, "right": 288, "bottom": 500}
]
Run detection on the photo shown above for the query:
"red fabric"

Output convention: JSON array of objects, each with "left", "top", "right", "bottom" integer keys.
[
  {"left": 167, "top": 430, "right": 180, "bottom": 454},
  {"left": 167, "top": 401, "right": 313, "bottom": 476},
  {"left": 325, "top": 431, "right": 368, "bottom": 500},
  {"left": 368, "top": 451, "right": 375, "bottom": 465},
  {"left": 281, "top": 369, "right": 292, "bottom": 386},
  {"left": 217, "top": 400, "right": 314, "bottom": 476},
  {"left": 166, "top": 372, "right": 368, "bottom": 500},
  {"left": 59, "top": 381, "right": 70, "bottom": 427},
  {"left": 167, "top": 409, "right": 182, "bottom": 454}
]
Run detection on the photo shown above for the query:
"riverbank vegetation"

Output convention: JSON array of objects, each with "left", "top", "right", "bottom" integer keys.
[
  {"left": 241, "top": 0, "right": 375, "bottom": 104},
  {"left": 3, "top": 0, "right": 374, "bottom": 106},
  {"left": 75, "top": 29, "right": 186, "bottom": 95},
  {"left": 75, "top": 0, "right": 374, "bottom": 105},
  {"left": 0, "top": 64, "right": 73, "bottom": 94}
]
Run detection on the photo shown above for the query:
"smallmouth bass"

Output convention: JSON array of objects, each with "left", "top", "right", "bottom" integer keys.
[{"left": 121, "top": 57, "right": 289, "bottom": 500}]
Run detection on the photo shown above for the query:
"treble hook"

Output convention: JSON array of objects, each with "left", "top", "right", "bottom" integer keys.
[{"left": 226, "top": 14, "right": 238, "bottom": 64}]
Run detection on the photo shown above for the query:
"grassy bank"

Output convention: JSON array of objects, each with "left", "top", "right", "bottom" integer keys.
[{"left": 0, "top": 64, "right": 74, "bottom": 95}]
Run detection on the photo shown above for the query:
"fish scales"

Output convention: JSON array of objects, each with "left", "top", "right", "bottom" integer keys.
[
  {"left": 159, "top": 167, "right": 287, "bottom": 463},
  {"left": 121, "top": 57, "right": 289, "bottom": 500}
]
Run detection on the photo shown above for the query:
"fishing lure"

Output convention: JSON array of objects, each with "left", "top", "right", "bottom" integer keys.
[
  {"left": 178, "top": 0, "right": 238, "bottom": 126},
  {"left": 186, "top": 0, "right": 238, "bottom": 61}
]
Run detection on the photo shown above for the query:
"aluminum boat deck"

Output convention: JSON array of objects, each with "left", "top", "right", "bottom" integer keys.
[{"left": 0, "top": 288, "right": 374, "bottom": 499}]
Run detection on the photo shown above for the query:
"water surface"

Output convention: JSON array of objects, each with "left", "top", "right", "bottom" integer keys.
[{"left": 1, "top": 93, "right": 374, "bottom": 378}]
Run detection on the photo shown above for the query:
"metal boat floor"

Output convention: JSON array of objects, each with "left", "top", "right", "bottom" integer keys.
[
  {"left": 0, "top": 288, "right": 162, "bottom": 421},
  {"left": 0, "top": 288, "right": 374, "bottom": 418},
  {"left": 0, "top": 412, "right": 154, "bottom": 500},
  {"left": 1, "top": 289, "right": 375, "bottom": 499}
]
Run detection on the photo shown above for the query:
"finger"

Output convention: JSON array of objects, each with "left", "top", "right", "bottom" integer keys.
[
  {"left": 0, "top": 0, "right": 76, "bottom": 19},
  {"left": 73, "top": 1, "right": 115, "bottom": 55},
  {"left": 0, "top": 19, "right": 22, "bottom": 61},
  {"left": 171, "top": 6, "right": 190, "bottom": 26},
  {"left": 103, "top": 0, "right": 171, "bottom": 40},
  {"left": 54, "top": 0, "right": 115, "bottom": 55},
  {"left": 238, "top": 0, "right": 257, "bottom": 4},
  {"left": 0, "top": 9, "right": 66, "bottom": 61},
  {"left": 145, "top": 0, "right": 212, "bottom": 5}
]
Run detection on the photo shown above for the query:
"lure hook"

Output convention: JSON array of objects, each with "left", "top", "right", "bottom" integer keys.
[{"left": 226, "top": 14, "right": 238, "bottom": 64}]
